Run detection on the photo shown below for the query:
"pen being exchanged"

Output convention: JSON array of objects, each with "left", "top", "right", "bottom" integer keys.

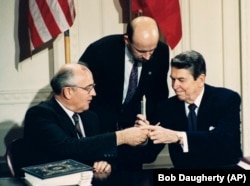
[
  {"left": 135, "top": 114, "right": 160, "bottom": 127},
  {"left": 135, "top": 114, "right": 180, "bottom": 144}
]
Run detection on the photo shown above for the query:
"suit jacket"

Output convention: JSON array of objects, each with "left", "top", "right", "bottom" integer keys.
[
  {"left": 23, "top": 97, "right": 117, "bottom": 167},
  {"left": 79, "top": 34, "right": 169, "bottom": 131},
  {"left": 79, "top": 34, "right": 168, "bottom": 169},
  {"left": 156, "top": 84, "right": 243, "bottom": 169}
]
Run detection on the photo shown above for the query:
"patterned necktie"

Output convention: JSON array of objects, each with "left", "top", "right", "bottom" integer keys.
[
  {"left": 188, "top": 104, "right": 197, "bottom": 131},
  {"left": 124, "top": 60, "right": 138, "bottom": 105},
  {"left": 72, "top": 113, "right": 83, "bottom": 138}
]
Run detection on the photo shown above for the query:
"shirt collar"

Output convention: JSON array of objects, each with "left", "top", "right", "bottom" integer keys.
[
  {"left": 194, "top": 86, "right": 204, "bottom": 107},
  {"left": 125, "top": 46, "right": 142, "bottom": 67},
  {"left": 55, "top": 98, "right": 75, "bottom": 118},
  {"left": 185, "top": 86, "right": 205, "bottom": 112},
  {"left": 125, "top": 46, "right": 133, "bottom": 63}
]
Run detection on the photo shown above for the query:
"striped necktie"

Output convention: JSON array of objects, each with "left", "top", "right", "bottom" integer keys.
[
  {"left": 124, "top": 60, "right": 138, "bottom": 105},
  {"left": 72, "top": 113, "right": 83, "bottom": 138}
]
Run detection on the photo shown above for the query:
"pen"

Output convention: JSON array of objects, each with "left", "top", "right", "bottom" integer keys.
[
  {"left": 149, "top": 122, "right": 160, "bottom": 132},
  {"left": 155, "top": 122, "right": 160, "bottom": 126},
  {"left": 141, "top": 95, "right": 146, "bottom": 116}
]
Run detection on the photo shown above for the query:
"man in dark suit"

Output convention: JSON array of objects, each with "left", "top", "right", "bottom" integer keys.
[
  {"left": 23, "top": 63, "right": 150, "bottom": 174},
  {"left": 140, "top": 50, "right": 243, "bottom": 169},
  {"left": 79, "top": 16, "right": 168, "bottom": 170}
]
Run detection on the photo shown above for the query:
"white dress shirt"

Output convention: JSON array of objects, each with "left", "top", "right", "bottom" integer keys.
[
  {"left": 179, "top": 87, "right": 204, "bottom": 152},
  {"left": 122, "top": 46, "right": 142, "bottom": 103}
]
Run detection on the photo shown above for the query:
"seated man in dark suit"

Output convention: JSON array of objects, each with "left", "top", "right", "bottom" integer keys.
[
  {"left": 22, "top": 63, "right": 150, "bottom": 175},
  {"left": 137, "top": 50, "right": 243, "bottom": 169}
]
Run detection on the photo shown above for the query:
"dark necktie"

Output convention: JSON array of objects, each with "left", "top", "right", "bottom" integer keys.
[
  {"left": 188, "top": 104, "right": 197, "bottom": 131},
  {"left": 124, "top": 60, "right": 138, "bottom": 105},
  {"left": 72, "top": 113, "right": 83, "bottom": 138}
]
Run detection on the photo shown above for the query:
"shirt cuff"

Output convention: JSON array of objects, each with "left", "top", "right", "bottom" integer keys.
[{"left": 177, "top": 132, "right": 188, "bottom": 153}]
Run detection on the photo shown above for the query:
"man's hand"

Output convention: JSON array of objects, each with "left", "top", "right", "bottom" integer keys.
[
  {"left": 134, "top": 114, "right": 150, "bottom": 127},
  {"left": 93, "top": 161, "right": 111, "bottom": 173},
  {"left": 116, "top": 126, "right": 149, "bottom": 146},
  {"left": 146, "top": 125, "right": 179, "bottom": 144}
]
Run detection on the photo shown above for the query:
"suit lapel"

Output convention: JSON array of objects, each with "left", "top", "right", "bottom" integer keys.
[
  {"left": 164, "top": 98, "right": 188, "bottom": 131},
  {"left": 50, "top": 98, "right": 79, "bottom": 138},
  {"left": 111, "top": 41, "right": 126, "bottom": 105},
  {"left": 79, "top": 111, "right": 99, "bottom": 136},
  {"left": 175, "top": 100, "right": 189, "bottom": 130},
  {"left": 196, "top": 85, "right": 216, "bottom": 130},
  {"left": 138, "top": 60, "right": 153, "bottom": 89}
]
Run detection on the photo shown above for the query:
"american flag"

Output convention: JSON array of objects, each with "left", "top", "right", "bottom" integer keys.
[{"left": 28, "top": 0, "right": 75, "bottom": 51}]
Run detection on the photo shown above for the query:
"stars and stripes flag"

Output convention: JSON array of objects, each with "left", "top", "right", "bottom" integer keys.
[
  {"left": 131, "top": 0, "right": 182, "bottom": 49},
  {"left": 28, "top": 0, "right": 75, "bottom": 51}
]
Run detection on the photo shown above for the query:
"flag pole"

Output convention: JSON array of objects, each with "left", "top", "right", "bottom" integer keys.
[{"left": 64, "top": 30, "right": 71, "bottom": 64}]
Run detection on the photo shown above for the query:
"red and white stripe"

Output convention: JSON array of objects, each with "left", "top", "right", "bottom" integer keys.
[{"left": 28, "top": 0, "right": 75, "bottom": 51}]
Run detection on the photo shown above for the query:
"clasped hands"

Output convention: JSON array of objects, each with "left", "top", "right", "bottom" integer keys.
[
  {"left": 135, "top": 114, "right": 180, "bottom": 144},
  {"left": 92, "top": 161, "right": 111, "bottom": 178}
]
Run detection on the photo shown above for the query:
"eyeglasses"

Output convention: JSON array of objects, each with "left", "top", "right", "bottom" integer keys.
[{"left": 67, "top": 83, "right": 96, "bottom": 94}]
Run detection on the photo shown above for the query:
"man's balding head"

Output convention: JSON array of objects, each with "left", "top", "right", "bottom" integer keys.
[
  {"left": 126, "top": 16, "right": 159, "bottom": 44},
  {"left": 125, "top": 16, "right": 160, "bottom": 62}
]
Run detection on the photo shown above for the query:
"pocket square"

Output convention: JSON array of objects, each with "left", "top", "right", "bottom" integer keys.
[{"left": 209, "top": 126, "right": 215, "bottom": 131}]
